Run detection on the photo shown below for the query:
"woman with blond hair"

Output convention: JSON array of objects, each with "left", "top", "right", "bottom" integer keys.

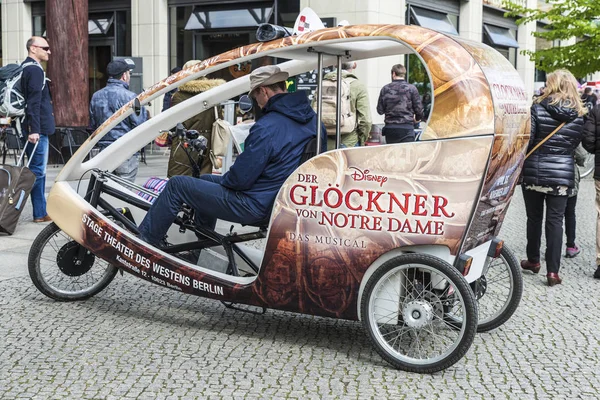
[{"left": 520, "top": 69, "right": 586, "bottom": 286}]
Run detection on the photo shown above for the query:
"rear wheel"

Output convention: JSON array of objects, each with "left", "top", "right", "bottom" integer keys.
[
  {"left": 361, "top": 253, "right": 478, "bottom": 373},
  {"left": 28, "top": 223, "right": 118, "bottom": 301},
  {"left": 473, "top": 245, "right": 523, "bottom": 332}
]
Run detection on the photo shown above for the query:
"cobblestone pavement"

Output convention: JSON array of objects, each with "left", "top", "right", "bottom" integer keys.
[{"left": 1, "top": 173, "right": 600, "bottom": 399}]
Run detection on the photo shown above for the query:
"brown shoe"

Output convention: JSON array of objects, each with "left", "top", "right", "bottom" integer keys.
[
  {"left": 33, "top": 215, "right": 52, "bottom": 223},
  {"left": 520, "top": 259, "right": 541, "bottom": 274},
  {"left": 547, "top": 272, "right": 562, "bottom": 287}
]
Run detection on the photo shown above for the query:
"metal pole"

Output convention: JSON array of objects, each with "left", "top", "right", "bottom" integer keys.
[
  {"left": 222, "top": 100, "right": 236, "bottom": 172},
  {"left": 335, "top": 55, "right": 342, "bottom": 149},
  {"left": 316, "top": 52, "right": 324, "bottom": 155}
]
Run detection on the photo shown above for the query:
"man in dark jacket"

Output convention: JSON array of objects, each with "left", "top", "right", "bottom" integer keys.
[
  {"left": 21, "top": 36, "right": 55, "bottom": 223},
  {"left": 89, "top": 58, "right": 148, "bottom": 182},
  {"left": 376, "top": 64, "right": 423, "bottom": 143},
  {"left": 581, "top": 103, "right": 600, "bottom": 279},
  {"left": 138, "top": 65, "right": 326, "bottom": 247}
]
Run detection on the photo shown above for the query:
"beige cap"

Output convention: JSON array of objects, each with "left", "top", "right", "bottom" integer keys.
[
  {"left": 249, "top": 65, "right": 289, "bottom": 96},
  {"left": 183, "top": 60, "right": 201, "bottom": 69}
]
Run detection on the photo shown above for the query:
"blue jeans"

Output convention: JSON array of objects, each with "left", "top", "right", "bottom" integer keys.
[
  {"left": 24, "top": 135, "right": 49, "bottom": 219},
  {"left": 138, "top": 174, "right": 264, "bottom": 246}
]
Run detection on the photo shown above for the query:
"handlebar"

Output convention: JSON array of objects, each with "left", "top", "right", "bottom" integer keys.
[
  {"left": 168, "top": 123, "right": 200, "bottom": 140},
  {"left": 190, "top": 136, "right": 208, "bottom": 153},
  {"left": 160, "top": 124, "right": 206, "bottom": 151}
]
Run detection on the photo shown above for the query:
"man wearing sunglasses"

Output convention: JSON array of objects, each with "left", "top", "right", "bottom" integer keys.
[{"left": 21, "top": 36, "right": 55, "bottom": 223}]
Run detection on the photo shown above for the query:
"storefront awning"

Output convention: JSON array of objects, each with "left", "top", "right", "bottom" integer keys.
[
  {"left": 483, "top": 24, "right": 519, "bottom": 48},
  {"left": 409, "top": 6, "right": 458, "bottom": 36},
  {"left": 185, "top": 5, "right": 273, "bottom": 30}
]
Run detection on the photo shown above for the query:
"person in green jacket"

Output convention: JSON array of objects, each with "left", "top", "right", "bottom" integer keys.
[
  {"left": 167, "top": 60, "right": 225, "bottom": 177},
  {"left": 313, "top": 61, "right": 372, "bottom": 150}
]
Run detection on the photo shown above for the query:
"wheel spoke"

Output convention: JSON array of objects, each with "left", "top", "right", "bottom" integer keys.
[
  {"left": 29, "top": 223, "right": 118, "bottom": 300},
  {"left": 364, "top": 256, "right": 476, "bottom": 372}
]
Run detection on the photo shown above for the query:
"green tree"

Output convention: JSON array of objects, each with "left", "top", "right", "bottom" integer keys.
[{"left": 504, "top": 0, "right": 600, "bottom": 78}]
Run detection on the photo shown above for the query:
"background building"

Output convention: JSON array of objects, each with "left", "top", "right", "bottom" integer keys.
[{"left": 1, "top": 0, "right": 598, "bottom": 122}]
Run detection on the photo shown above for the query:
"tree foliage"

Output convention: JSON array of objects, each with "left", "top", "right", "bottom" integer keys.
[{"left": 504, "top": 0, "right": 600, "bottom": 78}]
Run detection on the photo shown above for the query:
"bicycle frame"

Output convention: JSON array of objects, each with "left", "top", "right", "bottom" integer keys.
[{"left": 83, "top": 170, "right": 265, "bottom": 277}]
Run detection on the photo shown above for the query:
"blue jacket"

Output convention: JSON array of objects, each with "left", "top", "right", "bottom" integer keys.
[
  {"left": 221, "top": 91, "right": 326, "bottom": 219},
  {"left": 21, "top": 57, "right": 55, "bottom": 136},
  {"left": 89, "top": 78, "right": 148, "bottom": 147}
]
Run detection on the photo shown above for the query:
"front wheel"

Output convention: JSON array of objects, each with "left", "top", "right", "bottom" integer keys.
[
  {"left": 28, "top": 223, "right": 118, "bottom": 301},
  {"left": 361, "top": 253, "right": 478, "bottom": 373}
]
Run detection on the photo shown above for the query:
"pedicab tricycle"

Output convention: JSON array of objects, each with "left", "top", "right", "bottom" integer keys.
[{"left": 28, "top": 20, "right": 529, "bottom": 373}]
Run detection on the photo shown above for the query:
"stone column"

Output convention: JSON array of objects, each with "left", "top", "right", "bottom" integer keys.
[
  {"left": 1, "top": 0, "right": 33, "bottom": 65},
  {"left": 131, "top": 0, "right": 169, "bottom": 117},
  {"left": 459, "top": 0, "right": 483, "bottom": 42}
]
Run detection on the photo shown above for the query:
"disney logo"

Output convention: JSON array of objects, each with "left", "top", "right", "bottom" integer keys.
[{"left": 349, "top": 167, "right": 388, "bottom": 187}]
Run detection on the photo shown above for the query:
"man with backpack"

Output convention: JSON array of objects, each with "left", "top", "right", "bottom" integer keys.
[
  {"left": 21, "top": 36, "right": 55, "bottom": 223},
  {"left": 314, "top": 61, "right": 372, "bottom": 150},
  {"left": 376, "top": 64, "right": 423, "bottom": 143}
]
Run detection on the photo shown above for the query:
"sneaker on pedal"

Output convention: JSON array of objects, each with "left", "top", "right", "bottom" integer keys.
[{"left": 565, "top": 244, "right": 581, "bottom": 258}]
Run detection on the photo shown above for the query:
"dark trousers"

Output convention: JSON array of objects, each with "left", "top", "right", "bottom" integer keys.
[
  {"left": 565, "top": 195, "right": 577, "bottom": 247},
  {"left": 522, "top": 187, "right": 568, "bottom": 274},
  {"left": 382, "top": 127, "right": 414, "bottom": 143},
  {"left": 138, "top": 174, "right": 264, "bottom": 246}
]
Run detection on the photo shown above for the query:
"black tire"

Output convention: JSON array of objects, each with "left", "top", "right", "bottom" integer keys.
[
  {"left": 361, "top": 253, "right": 478, "bottom": 373},
  {"left": 28, "top": 222, "right": 118, "bottom": 301},
  {"left": 579, "top": 153, "right": 594, "bottom": 178},
  {"left": 474, "top": 244, "right": 523, "bottom": 332}
]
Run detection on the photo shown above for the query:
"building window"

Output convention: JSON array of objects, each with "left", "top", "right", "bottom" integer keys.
[
  {"left": 482, "top": 24, "right": 518, "bottom": 66},
  {"left": 185, "top": 4, "right": 273, "bottom": 30},
  {"left": 169, "top": 1, "right": 299, "bottom": 77},
  {"left": 408, "top": 6, "right": 459, "bottom": 36},
  {"left": 33, "top": 15, "right": 46, "bottom": 37},
  {"left": 89, "top": 14, "right": 114, "bottom": 35}
]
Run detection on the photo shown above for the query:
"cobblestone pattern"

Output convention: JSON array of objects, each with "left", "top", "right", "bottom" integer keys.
[{"left": 1, "top": 178, "right": 600, "bottom": 399}]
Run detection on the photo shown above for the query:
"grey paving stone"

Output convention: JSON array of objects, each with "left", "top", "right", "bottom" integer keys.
[{"left": 2, "top": 161, "right": 600, "bottom": 398}]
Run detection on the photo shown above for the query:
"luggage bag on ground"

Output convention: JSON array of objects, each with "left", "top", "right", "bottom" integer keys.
[{"left": 0, "top": 141, "right": 38, "bottom": 234}]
